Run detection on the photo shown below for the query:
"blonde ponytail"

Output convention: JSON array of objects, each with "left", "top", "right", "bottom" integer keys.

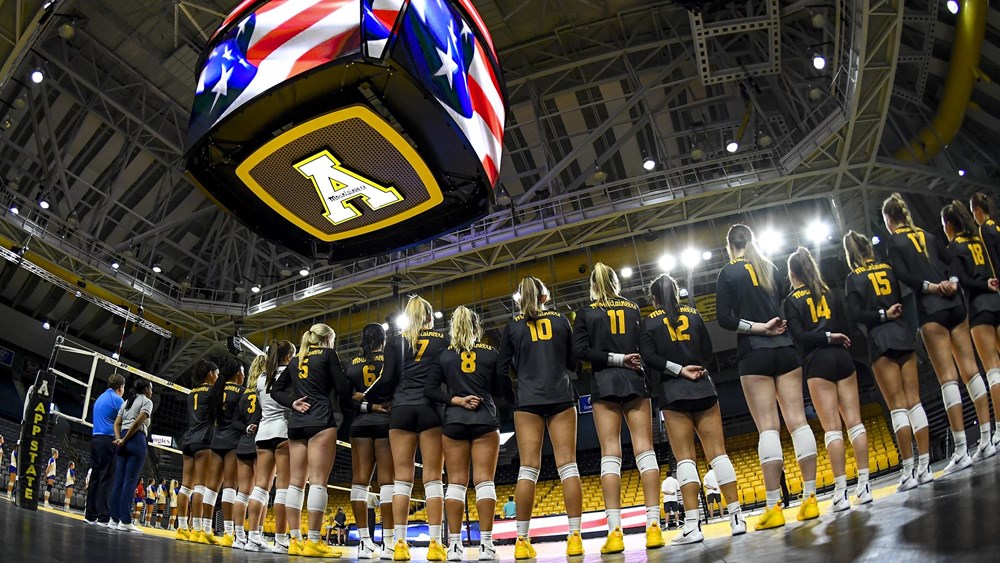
[
  {"left": 882, "top": 193, "right": 915, "bottom": 229},
  {"left": 787, "top": 247, "right": 829, "bottom": 298},
  {"left": 402, "top": 295, "right": 433, "bottom": 349},
  {"left": 842, "top": 230, "right": 874, "bottom": 270},
  {"left": 298, "top": 323, "right": 335, "bottom": 363},
  {"left": 517, "top": 276, "right": 549, "bottom": 319},
  {"left": 727, "top": 224, "right": 775, "bottom": 292},
  {"left": 246, "top": 355, "right": 266, "bottom": 391},
  {"left": 449, "top": 306, "right": 481, "bottom": 352},
  {"left": 589, "top": 262, "right": 621, "bottom": 302}
]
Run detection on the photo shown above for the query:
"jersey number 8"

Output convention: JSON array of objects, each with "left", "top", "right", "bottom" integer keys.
[
  {"left": 526, "top": 319, "right": 552, "bottom": 341},
  {"left": 461, "top": 351, "right": 477, "bottom": 373}
]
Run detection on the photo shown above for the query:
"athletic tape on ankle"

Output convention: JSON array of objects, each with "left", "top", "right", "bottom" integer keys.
[
  {"left": 757, "top": 430, "right": 783, "bottom": 464},
  {"left": 221, "top": 488, "right": 237, "bottom": 504},
  {"left": 676, "top": 459, "right": 699, "bottom": 487},
  {"left": 824, "top": 430, "right": 844, "bottom": 448},
  {"left": 847, "top": 424, "right": 866, "bottom": 444},
  {"left": 179, "top": 486, "right": 191, "bottom": 498},
  {"left": 967, "top": 374, "right": 988, "bottom": 401},
  {"left": 600, "top": 456, "right": 622, "bottom": 478},
  {"left": 379, "top": 484, "right": 393, "bottom": 505},
  {"left": 557, "top": 463, "right": 580, "bottom": 481},
  {"left": 709, "top": 455, "right": 737, "bottom": 486},
  {"left": 890, "top": 409, "right": 910, "bottom": 434},
  {"left": 235, "top": 492, "right": 249, "bottom": 505},
  {"left": 350, "top": 485, "right": 368, "bottom": 502},
  {"left": 474, "top": 481, "right": 496, "bottom": 502},
  {"left": 424, "top": 480, "right": 444, "bottom": 500},
  {"left": 635, "top": 450, "right": 658, "bottom": 474},
  {"left": 987, "top": 369, "right": 1000, "bottom": 388},
  {"left": 274, "top": 488, "right": 287, "bottom": 507},
  {"left": 250, "top": 487, "right": 269, "bottom": 506},
  {"left": 393, "top": 481, "right": 413, "bottom": 499},
  {"left": 517, "top": 466, "right": 540, "bottom": 483},
  {"left": 791, "top": 425, "right": 818, "bottom": 461},
  {"left": 942, "top": 381, "right": 963, "bottom": 410},
  {"left": 445, "top": 484, "right": 467, "bottom": 502},
  {"left": 908, "top": 404, "right": 929, "bottom": 432},
  {"left": 306, "top": 485, "right": 328, "bottom": 513}
]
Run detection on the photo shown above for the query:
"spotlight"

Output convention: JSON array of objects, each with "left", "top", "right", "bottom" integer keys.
[
  {"left": 58, "top": 22, "right": 75, "bottom": 40},
  {"left": 434, "top": 311, "right": 443, "bottom": 319},
  {"left": 681, "top": 248, "right": 701, "bottom": 269},
  {"left": 111, "top": 261, "right": 119, "bottom": 270},
  {"left": 726, "top": 141, "right": 739, "bottom": 153},
  {"left": 690, "top": 147, "right": 704, "bottom": 161},
  {"left": 42, "top": 320, "right": 50, "bottom": 330},
  {"left": 512, "top": 291, "right": 522, "bottom": 302},
  {"left": 946, "top": 0, "right": 959, "bottom": 14},
  {"left": 958, "top": 169, "right": 966, "bottom": 177},
  {"left": 807, "top": 219, "right": 831, "bottom": 243},
  {"left": 30, "top": 69, "right": 44, "bottom": 84},
  {"left": 299, "top": 268, "right": 309, "bottom": 277},
  {"left": 152, "top": 263, "right": 162, "bottom": 273},
  {"left": 811, "top": 13, "right": 827, "bottom": 28},
  {"left": 642, "top": 157, "right": 656, "bottom": 171},
  {"left": 250, "top": 284, "right": 261, "bottom": 293},
  {"left": 381, "top": 323, "right": 389, "bottom": 331},
  {"left": 74, "top": 290, "right": 81, "bottom": 298},
  {"left": 658, "top": 254, "right": 677, "bottom": 272},
  {"left": 620, "top": 266, "right": 633, "bottom": 279},
  {"left": 9, "top": 205, "right": 17, "bottom": 215},
  {"left": 871, "top": 235, "right": 881, "bottom": 245},
  {"left": 758, "top": 229, "right": 783, "bottom": 255},
  {"left": 111, "top": 352, "right": 120, "bottom": 360},
  {"left": 38, "top": 196, "right": 50, "bottom": 209},
  {"left": 394, "top": 314, "right": 410, "bottom": 330},
  {"left": 702, "top": 250, "right": 712, "bottom": 261},
  {"left": 280, "top": 267, "right": 292, "bottom": 278},
  {"left": 812, "top": 54, "right": 826, "bottom": 70}
]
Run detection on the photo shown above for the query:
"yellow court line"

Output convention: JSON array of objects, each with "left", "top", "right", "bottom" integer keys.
[{"left": 36, "top": 504, "right": 178, "bottom": 539}]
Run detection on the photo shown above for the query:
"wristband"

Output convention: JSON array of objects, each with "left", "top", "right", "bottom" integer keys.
[
  {"left": 361, "top": 401, "right": 369, "bottom": 413},
  {"left": 608, "top": 353, "right": 626, "bottom": 367},
  {"left": 878, "top": 309, "right": 886, "bottom": 322},
  {"left": 737, "top": 319, "right": 754, "bottom": 334},
  {"left": 665, "top": 361, "right": 683, "bottom": 375},
  {"left": 922, "top": 281, "right": 931, "bottom": 294},
  {"left": 825, "top": 332, "right": 832, "bottom": 344}
]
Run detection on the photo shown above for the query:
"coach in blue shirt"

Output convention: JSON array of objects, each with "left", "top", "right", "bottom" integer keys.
[{"left": 85, "top": 372, "right": 125, "bottom": 524}]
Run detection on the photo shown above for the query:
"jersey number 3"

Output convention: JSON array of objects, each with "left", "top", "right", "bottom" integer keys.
[
  {"left": 866, "top": 271, "right": 891, "bottom": 296},
  {"left": 526, "top": 319, "right": 553, "bottom": 341},
  {"left": 807, "top": 295, "right": 831, "bottom": 323}
]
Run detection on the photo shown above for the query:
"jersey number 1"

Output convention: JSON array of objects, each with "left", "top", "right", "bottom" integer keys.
[
  {"left": 744, "top": 263, "right": 759, "bottom": 286},
  {"left": 866, "top": 271, "right": 891, "bottom": 296},
  {"left": 607, "top": 310, "right": 626, "bottom": 335},
  {"left": 807, "top": 295, "right": 831, "bottom": 323}
]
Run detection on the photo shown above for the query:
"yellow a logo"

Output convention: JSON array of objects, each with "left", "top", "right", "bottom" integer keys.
[{"left": 294, "top": 150, "right": 404, "bottom": 226}]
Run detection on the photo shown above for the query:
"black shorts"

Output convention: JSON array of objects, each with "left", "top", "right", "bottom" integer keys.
[
  {"left": 255, "top": 437, "right": 288, "bottom": 451},
  {"left": 351, "top": 423, "right": 390, "bottom": 440},
  {"left": 288, "top": 426, "right": 335, "bottom": 441},
  {"left": 970, "top": 308, "right": 1000, "bottom": 328},
  {"left": 738, "top": 347, "right": 801, "bottom": 377},
  {"left": 182, "top": 441, "right": 211, "bottom": 457},
  {"left": 389, "top": 405, "right": 442, "bottom": 432},
  {"left": 211, "top": 447, "right": 235, "bottom": 458},
  {"left": 880, "top": 348, "right": 915, "bottom": 361},
  {"left": 664, "top": 501, "right": 680, "bottom": 513},
  {"left": 804, "top": 347, "right": 856, "bottom": 382},
  {"left": 515, "top": 402, "right": 576, "bottom": 419},
  {"left": 66, "top": 484, "right": 74, "bottom": 490},
  {"left": 442, "top": 423, "right": 498, "bottom": 441},
  {"left": 662, "top": 396, "right": 718, "bottom": 414},
  {"left": 706, "top": 493, "right": 722, "bottom": 505},
  {"left": 237, "top": 451, "right": 257, "bottom": 462},
  {"left": 921, "top": 304, "right": 967, "bottom": 331}
]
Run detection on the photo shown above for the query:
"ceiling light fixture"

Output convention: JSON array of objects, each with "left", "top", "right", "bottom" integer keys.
[
  {"left": 30, "top": 69, "right": 44, "bottom": 84},
  {"left": 726, "top": 141, "right": 739, "bottom": 153},
  {"left": 152, "top": 263, "right": 162, "bottom": 273},
  {"left": 434, "top": 311, "right": 443, "bottom": 319},
  {"left": 958, "top": 169, "right": 966, "bottom": 177},
  {"left": 38, "top": 195, "right": 50, "bottom": 209},
  {"left": 111, "top": 261, "right": 120, "bottom": 270},
  {"left": 642, "top": 157, "right": 656, "bottom": 171},
  {"left": 658, "top": 254, "right": 677, "bottom": 272},
  {"left": 620, "top": 266, "right": 633, "bottom": 279},
  {"left": 299, "top": 268, "right": 309, "bottom": 277},
  {"left": 946, "top": 1, "right": 959, "bottom": 14},
  {"left": 9, "top": 205, "right": 18, "bottom": 215},
  {"left": 250, "top": 284, "right": 261, "bottom": 293},
  {"left": 681, "top": 248, "right": 701, "bottom": 269},
  {"left": 812, "top": 54, "right": 826, "bottom": 70}
]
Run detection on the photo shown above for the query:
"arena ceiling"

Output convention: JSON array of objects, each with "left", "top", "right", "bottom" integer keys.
[{"left": 0, "top": 0, "right": 997, "bottom": 378}]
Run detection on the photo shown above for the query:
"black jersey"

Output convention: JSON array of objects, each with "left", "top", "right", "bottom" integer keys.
[
  {"left": 385, "top": 330, "right": 449, "bottom": 407},
  {"left": 497, "top": 310, "right": 576, "bottom": 408},
  {"left": 183, "top": 384, "right": 213, "bottom": 446},
  {"left": 716, "top": 258, "right": 794, "bottom": 356},
  {"left": 783, "top": 286, "right": 848, "bottom": 358},
  {"left": 233, "top": 388, "right": 261, "bottom": 456},
  {"left": 345, "top": 353, "right": 392, "bottom": 429},
  {"left": 272, "top": 347, "right": 348, "bottom": 429},
  {"left": 947, "top": 234, "right": 1000, "bottom": 315},
  {"left": 844, "top": 261, "right": 915, "bottom": 358},
  {"left": 639, "top": 306, "right": 716, "bottom": 406},
  {"left": 427, "top": 343, "right": 501, "bottom": 428},
  {"left": 210, "top": 382, "right": 246, "bottom": 450},
  {"left": 573, "top": 298, "right": 650, "bottom": 401},
  {"left": 885, "top": 226, "right": 962, "bottom": 317},
  {"left": 979, "top": 219, "right": 1000, "bottom": 276}
]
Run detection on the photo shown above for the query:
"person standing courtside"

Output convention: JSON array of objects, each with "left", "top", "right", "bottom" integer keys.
[{"left": 85, "top": 373, "right": 126, "bottom": 525}]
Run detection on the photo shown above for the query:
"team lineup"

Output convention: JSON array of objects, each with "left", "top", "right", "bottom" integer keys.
[{"left": 144, "top": 192, "right": 999, "bottom": 560}]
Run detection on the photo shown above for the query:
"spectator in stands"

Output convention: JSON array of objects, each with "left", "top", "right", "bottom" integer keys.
[
  {"left": 64, "top": 461, "right": 76, "bottom": 511},
  {"left": 502, "top": 496, "right": 516, "bottom": 519},
  {"left": 86, "top": 373, "right": 125, "bottom": 525},
  {"left": 334, "top": 506, "right": 348, "bottom": 546},
  {"left": 110, "top": 379, "right": 154, "bottom": 533},
  {"left": 133, "top": 479, "right": 146, "bottom": 523},
  {"left": 44, "top": 448, "right": 58, "bottom": 508},
  {"left": 703, "top": 468, "right": 722, "bottom": 518},
  {"left": 661, "top": 472, "right": 679, "bottom": 529}
]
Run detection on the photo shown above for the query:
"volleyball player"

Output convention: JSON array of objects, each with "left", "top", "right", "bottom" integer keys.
[
  {"left": 272, "top": 323, "right": 348, "bottom": 558},
  {"left": 144, "top": 478, "right": 156, "bottom": 526},
  {"left": 574, "top": 262, "right": 663, "bottom": 553},
  {"left": 497, "top": 276, "right": 583, "bottom": 559},
  {"left": 44, "top": 448, "right": 57, "bottom": 508},
  {"left": 424, "top": 307, "right": 501, "bottom": 561},
  {"left": 64, "top": 461, "right": 76, "bottom": 511},
  {"left": 345, "top": 323, "right": 395, "bottom": 560},
  {"left": 245, "top": 340, "right": 296, "bottom": 553},
  {"left": 204, "top": 358, "right": 247, "bottom": 546},
  {"left": 883, "top": 193, "right": 984, "bottom": 474},
  {"left": 179, "top": 360, "right": 218, "bottom": 543},
  {"left": 5, "top": 441, "right": 13, "bottom": 500},
  {"left": 843, "top": 232, "right": 933, "bottom": 488},
  {"left": 942, "top": 201, "right": 1000, "bottom": 458},
  {"left": 169, "top": 479, "right": 179, "bottom": 529},
  {"left": 384, "top": 296, "right": 448, "bottom": 561},
  {"left": 784, "top": 247, "right": 871, "bottom": 511},
  {"left": 716, "top": 224, "right": 819, "bottom": 529},
  {"left": 155, "top": 478, "right": 168, "bottom": 527},
  {"left": 231, "top": 356, "right": 263, "bottom": 549},
  {"left": 640, "top": 274, "right": 746, "bottom": 544},
  {"left": 971, "top": 193, "right": 1000, "bottom": 276}
]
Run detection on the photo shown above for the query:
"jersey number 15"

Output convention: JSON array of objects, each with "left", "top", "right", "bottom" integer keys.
[{"left": 867, "top": 271, "right": 891, "bottom": 296}]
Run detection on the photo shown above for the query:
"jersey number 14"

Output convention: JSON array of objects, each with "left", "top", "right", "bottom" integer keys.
[{"left": 807, "top": 295, "right": 831, "bottom": 323}]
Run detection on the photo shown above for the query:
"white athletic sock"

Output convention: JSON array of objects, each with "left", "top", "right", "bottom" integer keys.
[
  {"left": 833, "top": 475, "right": 847, "bottom": 493},
  {"left": 394, "top": 525, "right": 406, "bottom": 543},
  {"left": 384, "top": 530, "right": 394, "bottom": 548},
  {"left": 449, "top": 533, "right": 461, "bottom": 546},
  {"left": 481, "top": 530, "right": 492, "bottom": 546},
  {"left": 953, "top": 430, "right": 968, "bottom": 456},
  {"left": 359, "top": 527, "right": 370, "bottom": 540},
  {"left": 606, "top": 508, "right": 621, "bottom": 531},
  {"left": 803, "top": 480, "right": 816, "bottom": 497},
  {"left": 568, "top": 517, "right": 581, "bottom": 533},
  {"left": 516, "top": 520, "right": 530, "bottom": 538},
  {"left": 765, "top": 489, "right": 781, "bottom": 509},
  {"left": 224, "top": 520, "right": 234, "bottom": 535},
  {"left": 981, "top": 423, "right": 992, "bottom": 444},
  {"left": 858, "top": 468, "right": 870, "bottom": 485},
  {"left": 645, "top": 505, "right": 659, "bottom": 527},
  {"left": 179, "top": 516, "right": 188, "bottom": 530},
  {"left": 683, "top": 509, "right": 699, "bottom": 532},
  {"left": 249, "top": 530, "right": 262, "bottom": 543},
  {"left": 727, "top": 502, "right": 741, "bottom": 515},
  {"left": 191, "top": 517, "right": 201, "bottom": 530},
  {"left": 902, "top": 456, "right": 914, "bottom": 475},
  {"left": 429, "top": 524, "right": 442, "bottom": 542},
  {"left": 203, "top": 518, "right": 212, "bottom": 534},
  {"left": 290, "top": 529, "right": 302, "bottom": 540},
  {"left": 235, "top": 525, "right": 245, "bottom": 540},
  {"left": 308, "top": 530, "right": 320, "bottom": 542}
]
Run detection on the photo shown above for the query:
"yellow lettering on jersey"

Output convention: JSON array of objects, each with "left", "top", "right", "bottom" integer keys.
[
  {"left": 526, "top": 318, "right": 553, "bottom": 341},
  {"left": 807, "top": 295, "right": 832, "bottom": 323},
  {"left": 460, "top": 351, "right": 477, "bottom": 374},
  {"left": 362, "top": 365, "right": 377, "bottom": 387},
  {"left": 664, "top": 315, "right": 691, "bottom": 341},
  {"left": 414, "top": 339, "right": 430, "bottom": 362},
  {"left": 867, "top": 271, "right": 891, "bottom": 296},
  {"left": 247, "top": 395, "right": 257, "bottom": 414},
  {"left": 607, "top": 309, "right": 626, "bottom": 335},
  {"left": 969, "top": 243, "right": 986, "bottom": 266},
  {"left": 744, "top": 263, "right": 759, "bottom": 286}
]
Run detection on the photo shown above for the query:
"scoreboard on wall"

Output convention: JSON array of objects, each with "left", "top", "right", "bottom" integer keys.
[{"left": 185, "top": 0, "right": 507, "bottom": 259}]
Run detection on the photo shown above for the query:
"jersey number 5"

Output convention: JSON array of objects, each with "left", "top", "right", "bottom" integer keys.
[
  {"left": 664, "top": 316, "right": 691, "bottom": 341},
  {"left": 807, "top": 295, "right": 831, "bottom": 323},
  {"left": 526, "top": 318, "right": 553, "bottom": 341},
  {"left": 607, "top": 310, "right": 626, "bottom": 335},
  {"left": 298, "top": 362, "right": 309, "bottom": 379},
  {"left": 866, "top": 271, "right": 891, "bottom": 296},
  {"left": 461, "top": 351, "right": 477, "bottom": 374}
]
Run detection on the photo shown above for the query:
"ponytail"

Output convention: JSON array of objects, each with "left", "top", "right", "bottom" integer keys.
[
  {"left": 516, "top": 276, "right": 549, "bottom": 319},
  {"left": 941, "top": 199, "right": 978, "bottom": 236},
  {"left": 124, "top": 379, "right": 151, "bottom": 410},
  {"left": 727, "top": 224, "right": 775, "bottom": 292},
  {"left": 842, "top": 230, "right": 875, "bottom": 270},
  {"left": 882, "top": 192, "right": 915, "bottom": 230},
  {"left": 360, "top": 323, "right": 386, "bottom": 365},
  {"left": 192, "top": 360, "right": 218, "bottom": 387},
  {"left": 971, "top": 192, "right": 999, "bottom": 221},
  {"left": 589, "top": 262, "right": 621, "bottom": 302},
  {"left": 246, "top": 355, "right": 266, "bottom": 392},
  {"left": 265, "top": 340, "right": 295, "bottom": 392},
  {"left": 449, "top": 306, "right": 481, "bottom": 353},
  {"left": 787, "top": 247, "right": 829, "bottom": 298},
  {"left": 209, "top": 357, "right": 242, "bottom": 422},
  {"left": 648, "top": 274, "right": 682, "bottom": 325},
  {"left": 402, "top": 296, "right": 433, "bottom": 349},
  {"left": 298, "top": 323, "right": 335, "bottom": 364}
]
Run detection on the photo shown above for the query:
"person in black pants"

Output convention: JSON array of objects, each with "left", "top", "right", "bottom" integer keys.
[{"left": 85, "top": 373, "right": 125, "bottom": 524}]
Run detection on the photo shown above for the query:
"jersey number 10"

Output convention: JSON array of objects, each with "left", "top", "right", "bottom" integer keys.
[
  {"left": 867, "top": 271, "right": 891, "bottom": 296},
  {"left": 526, "top": 319, "right": 553, "bottom": 341},
  {"left": 807, "top": 295, "right": 832, "bottom": 323}
]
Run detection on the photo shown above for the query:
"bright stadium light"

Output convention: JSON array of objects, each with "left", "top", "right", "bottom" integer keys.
[
  {"left": 958, "top": 169, "right": 966, "bottom": 177},
  {"left": 758, "top": 229, "right": 783, "bottom": 255},
  {"left": 642, "top": 157, "right": 656, "bottom": 171},
  {"left": 726, "top": 141, "right": 739, "bottom": 153},
  {"left": 152, "top": 263, "right": 162, "bottom": 273},
  {"left": 658, "top": 254, "right": 677, "bottom": 272},
  {"left": 812, "top": 54, "right": 826, "bottom": 70},
  {"left": 434, "top": 311, "right": 443, "bottom": 319},
  {"left": 620, "top": 266, "right": 633, "bottom": 279},
  {"left": 42, "top": 320, "right": 50, "bottom": 330},
  {"left": 394, "top": 313, "right": 409, "bottom": 330},
  {"left": 9, "top": 205, "right": 17, "bottom": 215},
  {"left": 702, "top": 250, "right": 712, "bottom": 261},
  {"left": 681, "top": 248, "right": 701, "bottom": 269},
  {"left": 871, "top": 236, "right": 881, "bottom": 245},
  {"left": 250, "top": 284, "right": 261, "bottom": 294},
  {"left": 111, "top": 261, "right": 120, "bottom": 270},
  {"left": 946, "top": 1, "right": 959, "bottom": 14},
  {"left": 30, "top": 69, "right": 44, "bottom": 83},
  {"left": 299, "top": 268, "right": 309, "bottom": 277},
  {"left": 807, "top": 219, "right": 831, "bottom": 243}
]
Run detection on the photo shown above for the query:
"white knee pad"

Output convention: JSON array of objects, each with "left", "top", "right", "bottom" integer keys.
[
  {"left": 709, "top": 455, "right": 736, "bottom": 486},
  {"left": 307, "top": 484, "right": 328, "bottom": 513},
  {"left": 600, "top": 456, "right": 622, "bottom": 478},
  {"left": 890, "top": 409, "right": 911, "bottom": 435},
  {"left": 987, "top": 368, "right": 1000, "bottom": 389},
  {"left": 847, "top": 424, "right": 866, "bottom": 444},
  {"left": 424, "top": 480, "right": 444, "bottom": 500},
  {"left": 908, "top": 404, "right": 929, "bottom": 432},
  {"left": 203, "top": 488, "right": 219, "bottom": 507},
  {"left": 274, "top": 488, "right": 288, "bottom": 508},
  {"left": 179, "top": 486, "right": 191, "bottom": 498},
  {"left": 193, "top": 485, "right": 206, "bottom": 499},
  {"left": 351, "top": 484, "right": 369, "bottom": 502},
  {"left": 445, "top": 484, "right": 467, "bottom": 503},
  {"left": 792, "top": 425, "right": 818, "bottom": 461},
  {"left": 235, "top": 492, "right": 249, "bottom": 506},
  {"left": 824, "top": 430, "right": 844, "bottom": 448},
  {"left": 517, "top": 466, "right": 540, "bottom": 484},
  {"left": 676, "top": 459, "right": 699, "bottom": 487},
  {"left": 285, "top": 486, "right": 303, "bottom": 511},
  {"left": 221, "top": 487, "right": 237, "bottom": 504},
  {"left": 757, "top": 430, "right": 783, "bottom": 465},
  {"left": 967, "top": 374, "right": 988, "bottom": 401},
  {"left": 942, "top": 381, "right": 963, "bottom": 410},
  {"left": 393, "top": 480, "right": 413, "bottom": 499},
  {"left": 557, "top": 463, "right": 580, "bottom": 481},
  {"left": 379, "top": 484, "right": 394, "bottom": 505},
  {"left": 635, "top": 450, "right": 658, "bottom": 475},
  {"left": 474, "top": 481, "right": 496, "bottom": 502},
  {"left": 250, "top": 486, "right": 269, "bottom": 506}
]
